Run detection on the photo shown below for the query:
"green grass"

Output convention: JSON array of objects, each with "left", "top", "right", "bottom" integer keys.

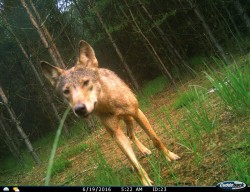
[
  {"left": 188, "top": 56, "right": 208, "bottom": 70},
  {"left": 182, "top": 93, "right": 217, "bottom": 165},
  {"left": 61, "top": 142, "right": 89, "bottom": 159},
  {"left": 51, "top": 142, "right": 89, "bottom": 176},
  {"left": 226, "top": 126, "right": 250, "bottom": 185},
  {"left": 71, "top": 117, "right": 101, "bottom": 135},
  {"left": 205, "top": 62, "right": 250, "bottom": 115},
  {"left": 139, "top": 76, "right": 169, "bottom": 110},
  {"left": 184, "top": 90, "right": 216, "bottom": 133},
  {"left": 141, "top": 76, "right": 169, "bottom": 97},
  {"left": 51, "top": 158, "right": 72, "bottom": 176},
  {"left": 148, "top": 153, "right": 180, "bottom": 185},
  {"left": 87, "top": 144, "right": 139, "bottom": 186},
  {"left": 0, "top": 155, "right": 28, "bottom": 174},
  {"left": 227, "top": 151, "right": 250, "bottom": 184},
  {"left": 0, "top": 119, "right": 91, "bottom": 175},
  {"left": 88, "top": 144, "right": 180, "bottom": 186},
  {"left": 0, "top": 131, "right": 65, "bottom": 175},
  {"left": 148, "top": 153, "right": 163, "bottom": 185},
  {"left": 160, "top": 88, "right": 217, "bottom": 166},
  {"left": 93, "top": 149, "right": 122, "bottom": 185},
  {"left": 173, "top": 90, "right": 199, "bottom": 109},
  {"left": 45, "top": 106, "right": 71, "bottom": 185}
]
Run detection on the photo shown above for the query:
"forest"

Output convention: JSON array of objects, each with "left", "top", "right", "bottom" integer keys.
[{"left": 0, "top": 0, "right": 249, "bottom": 186}]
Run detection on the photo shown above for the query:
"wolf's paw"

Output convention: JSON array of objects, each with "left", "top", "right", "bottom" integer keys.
[
  {"left": 165, "top": 151, "right": 180, "bottom": 162},
  {"left": 142, "top": 177, "right": 154, "bottom": 186},
  {"left": 141, "top": 148, "right": 152, "bottom": 156}
]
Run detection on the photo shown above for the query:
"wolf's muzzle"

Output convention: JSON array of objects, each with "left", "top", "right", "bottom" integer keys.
[{"left": 74, "top": 103, "right": 88, "bottom": 117}]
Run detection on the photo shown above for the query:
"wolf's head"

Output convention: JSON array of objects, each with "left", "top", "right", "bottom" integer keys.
[{"left": 41, "top": 40, "right": 101, "bottom": 118}]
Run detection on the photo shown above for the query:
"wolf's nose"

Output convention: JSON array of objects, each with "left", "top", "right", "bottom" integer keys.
[{"left": 74, "top": 104, "right": 87, "bottom": 116}]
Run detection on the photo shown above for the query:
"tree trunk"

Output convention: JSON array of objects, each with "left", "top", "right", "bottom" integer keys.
[
  {"left": 209, "top": 1, "right": 243, "bottom": 53},
  {"left": 137, "top": 0, "right": 196, "bottom": 75},
  {"left": 123, "top": 0, "right": 177, "bottom": 88},
  {"left": 223, "top": 3, "right": 243, "bottom": 41},
  {"left": 188, "top": 0, "right": 229, "bottom": 64},
  {"left": 118, "top": 5, "right": 171, "bottom": 74},
  {"left": 1, "top": 14, "right": 69, "bottom": 135},
  {"left": 137, "top": 0, "right": 187, "bottom": 66},
  {"left": 0, "top": 86, "right": 41, "bottom": 165},
  {"left": 135, "top": 3, "right": 179, "bottom": 67},
  {"left": 29, "top": 0, "right": 66, "bottom": 68},
  {"left": 0, "top": 117, "right": 24, "bottom": 165},
  {"left": 72, "top": 0, "right": 96, "bottom": 35},
  {"left": 88, "top": 0, "right": 140, "bottom": 91},
  {"left": 19, "top": 0, "right": 63, "bottom": 68},
  {"left": 233, "top": 0, "right": 250, "bottom": 34}
]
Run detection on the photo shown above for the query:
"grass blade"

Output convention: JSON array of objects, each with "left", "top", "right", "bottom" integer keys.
[{"left": 45, "top": 106, "right": 71, "bottom": 186}]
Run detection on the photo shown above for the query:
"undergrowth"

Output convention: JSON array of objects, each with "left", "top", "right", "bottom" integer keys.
[
  {"left": 173, "top": 90, "right": 199, "bottom": 109},
  {"left": 51, "top": 142, "right": 89, "bottom": 176},
  {"left": 205, "top": 61, "right": 250, "bottom": 115},
  {"left": 139, "top": 76, "right": 169, "bottom": 110}
]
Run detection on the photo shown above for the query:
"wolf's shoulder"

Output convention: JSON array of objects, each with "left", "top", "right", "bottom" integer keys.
[
  {"left": 98, "top": 68, "right": 133, "bottom": 92},
  {"left": 98, "top": 68, "right": 124, "bottom": 82}
]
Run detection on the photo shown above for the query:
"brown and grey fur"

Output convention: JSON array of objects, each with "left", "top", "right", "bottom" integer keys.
[{"left": 41, "top": 40, "right": 180, "bottom": 186}]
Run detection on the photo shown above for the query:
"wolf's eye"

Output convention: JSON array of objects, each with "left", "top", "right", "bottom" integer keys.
[
  {"left": 63, "top": 89, "right": 70, "bottom": 95},
  {"left": 83, "top": 80, "right": 89, "bottom": 86}
]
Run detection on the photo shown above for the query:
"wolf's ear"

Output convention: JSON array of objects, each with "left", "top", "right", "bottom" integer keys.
[
  {"left": 40, "top": 61, "right": 63, "bottom": 87},
  {"left": 78, "top": 40, "right": 98, "bottom": 68}
]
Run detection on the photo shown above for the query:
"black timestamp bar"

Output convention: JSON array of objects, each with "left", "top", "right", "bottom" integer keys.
[{"left": 1, "top": 186, "right": 249, "bottom": 192}]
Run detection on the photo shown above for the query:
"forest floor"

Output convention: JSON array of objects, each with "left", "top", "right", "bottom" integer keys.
[{"left": 0, "top": 56, "right": 249, "bottom": 186}]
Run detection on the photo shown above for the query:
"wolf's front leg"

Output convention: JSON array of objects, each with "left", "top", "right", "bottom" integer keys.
[{"left": 101, "top": 115, "right": 153, "bottom": 186}]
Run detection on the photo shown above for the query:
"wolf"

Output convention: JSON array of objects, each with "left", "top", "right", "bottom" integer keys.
[{"left": 41, "top": 40, "right": 180, "bottom": 185}]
